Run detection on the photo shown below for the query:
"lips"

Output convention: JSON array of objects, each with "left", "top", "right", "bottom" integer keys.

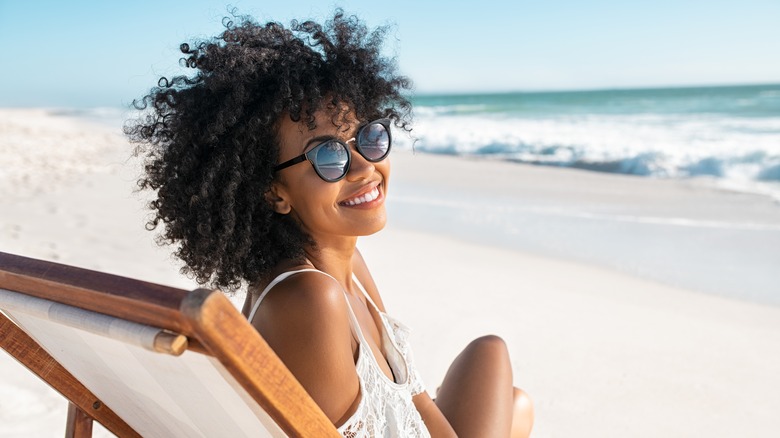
[
  {"left": 339, "top": 182, "right": 382, "bottom": 206},
  {"left": 342, "top": 186, "right": 380, "bottom": 206}
]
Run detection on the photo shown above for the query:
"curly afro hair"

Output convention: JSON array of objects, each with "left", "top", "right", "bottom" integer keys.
[{"left": 125, "top": 10, "right": 412, "bottom": 291}]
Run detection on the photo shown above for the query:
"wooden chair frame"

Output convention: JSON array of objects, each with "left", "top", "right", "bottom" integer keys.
[{"left": 0, "top": 251, "right": 340, "bottom": 437}]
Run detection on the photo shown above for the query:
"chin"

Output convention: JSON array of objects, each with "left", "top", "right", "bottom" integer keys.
[
  {"left": 362, "top": 222, "right": 387, "bottom": 236},
  {"left": 355, "top": 214, "right": 387, "bottom": 236}
]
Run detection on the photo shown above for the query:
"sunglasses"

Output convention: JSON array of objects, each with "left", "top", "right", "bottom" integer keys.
[{"left": 274, "top": 118, "right": 392, "bottom": 182}]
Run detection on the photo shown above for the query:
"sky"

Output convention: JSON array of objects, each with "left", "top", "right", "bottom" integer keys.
[{"left": 0, "top": 0, "right": 778, "bottom": 107}]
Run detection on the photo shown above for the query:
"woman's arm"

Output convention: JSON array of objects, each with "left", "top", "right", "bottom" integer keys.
[
  {"left": 251, "top": 272, "right": 362, "bottom": 427},
  {"left": 413, "top": 391, "right": 458, "bottom": 437}
]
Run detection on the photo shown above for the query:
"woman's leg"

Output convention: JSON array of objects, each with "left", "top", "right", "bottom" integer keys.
[
  {"left": 434, "top": 335, "right": 515, "bottom": 437},
  {"left": 511, "top": 388, "right": 534, "bottom": 438}
]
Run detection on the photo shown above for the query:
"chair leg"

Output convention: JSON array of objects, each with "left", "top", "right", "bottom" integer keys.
[
  {"left": 1, "top": 312, "right": 139, "bottom": 437},
  {"left": 65, "top": 402, "right": 93, "bottom": 438}
]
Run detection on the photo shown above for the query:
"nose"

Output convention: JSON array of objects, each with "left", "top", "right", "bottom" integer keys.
[{"left": 346, "top": 144, "right": 375, "bottom": 181}]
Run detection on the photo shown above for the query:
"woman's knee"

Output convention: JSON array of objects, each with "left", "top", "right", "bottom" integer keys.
[
  {"left": 513, "top": 388, "right": 533, "bottom": 417},
  {"left": 465, "top": 335, "right": 510, "bottom": 360},
  {"left": 512, "top": 387, "right": 534, "bottom": 438}
]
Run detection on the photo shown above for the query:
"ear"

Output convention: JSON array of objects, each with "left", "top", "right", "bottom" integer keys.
[{"left": 264, "top": 183, "right": 292, "bottom": 214}]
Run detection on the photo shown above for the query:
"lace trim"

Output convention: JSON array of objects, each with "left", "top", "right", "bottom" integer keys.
[
  {"left": 338, "top": 341, "right": 430, "bottom": 437},
  {"left": 338, "top": 310, "right": 429, "bottom": 437},
  {"left": 381, "top": 313, "right": 426, "bottom": 396}
]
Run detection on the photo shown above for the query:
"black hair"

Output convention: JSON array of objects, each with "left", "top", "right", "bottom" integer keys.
[{"left": 125, "top": 10, "right": 412, "bottom": 291}]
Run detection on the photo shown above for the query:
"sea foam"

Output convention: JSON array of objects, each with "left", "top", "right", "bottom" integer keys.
[{"left": 402, "top": 85, "right": 780, "bottom": 199}]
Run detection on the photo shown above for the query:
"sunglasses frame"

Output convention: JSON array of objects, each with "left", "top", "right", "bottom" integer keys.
[{"left": 273, "top": 118, "right": 393, "bottom": 182}]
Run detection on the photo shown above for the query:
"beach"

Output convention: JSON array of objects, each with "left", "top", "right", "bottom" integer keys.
[{"left": 1, "top": 109, "right": 779, "bottom": 437}]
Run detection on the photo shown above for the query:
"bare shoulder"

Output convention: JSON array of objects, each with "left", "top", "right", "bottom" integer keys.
[
  {"left": 251, "top": 271, "right": 360, "bottom": 425},
  {"left": 255, "top": 271, "right": 349, "bottom": 321},
  {"left": 351, "top": 248, "right": 387, "bottom": 312},
  {"left": 252, "top": 270, "right": 353, "bottom": 353}
]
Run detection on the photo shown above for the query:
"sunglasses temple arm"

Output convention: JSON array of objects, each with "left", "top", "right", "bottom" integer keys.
[{"left": 274, "top": 154, "right": 308, "bottom": 172}]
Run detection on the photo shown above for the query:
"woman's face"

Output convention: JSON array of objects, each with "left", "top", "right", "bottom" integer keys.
[{"left": 269, "top": 107, "right": 390, "bottom": 243}]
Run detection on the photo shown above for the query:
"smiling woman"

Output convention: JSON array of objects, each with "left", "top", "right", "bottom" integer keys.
[
  {"left": 125, "top": 9, "right": 532, "bottom": 437},
  {"left": 124, "top": 10, "right": 412, "bottom": 291},
  {"left": 267, "top": 110, "right": 391, "bottom": 242}
]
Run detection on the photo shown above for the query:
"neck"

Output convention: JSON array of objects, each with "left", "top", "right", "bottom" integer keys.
[{"left": 303, "top": 235, "right": 358, "bottom": 290}]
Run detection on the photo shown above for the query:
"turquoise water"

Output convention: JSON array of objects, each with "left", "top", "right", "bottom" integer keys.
[
  {"left": 64, "top": 83, "right": 780, "bottom": 197},
  {"left": 413, "top": 84, "right": 780, "bottom": 118},
  {"left": 407, "top": 84, "right": 780, "bottom": 197}
]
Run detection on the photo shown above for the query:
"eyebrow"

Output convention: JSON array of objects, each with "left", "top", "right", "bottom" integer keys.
[{"left": 302, "top": 135, "right": 336, "bottom": 152}]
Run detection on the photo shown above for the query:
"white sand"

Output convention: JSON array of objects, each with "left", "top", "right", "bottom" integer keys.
[{"left": 1, "top": 109, "right": 779, "bottom": 437}]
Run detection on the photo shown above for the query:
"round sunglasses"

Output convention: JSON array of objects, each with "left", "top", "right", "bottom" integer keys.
[{"left": 274, "top": 118, "right": 392, "bottom": 182}]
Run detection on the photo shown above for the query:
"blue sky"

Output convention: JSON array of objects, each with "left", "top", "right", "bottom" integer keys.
[{"left": 1, "top": 0, "right": 778, "bottom": 107}]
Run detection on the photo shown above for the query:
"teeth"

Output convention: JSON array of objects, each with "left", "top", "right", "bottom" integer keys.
[{"left": 345, "top": 187, "right": 379, "bottom": 206}]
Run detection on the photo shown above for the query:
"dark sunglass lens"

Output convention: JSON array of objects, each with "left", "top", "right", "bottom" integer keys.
[
  {"left": 357, "top": 122, "right": 390, "bottom": 161},
  {"left": 314, "top": 140, "right": 349, "bottom": 181}
]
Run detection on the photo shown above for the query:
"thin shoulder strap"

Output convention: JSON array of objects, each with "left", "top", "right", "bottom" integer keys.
[
  {"left": 340, "top": 286, "right": 370, "bottom": 346},
  {"left": 352, "top": 273, "right": 381, "bottom": 314},
  {"left": 248, "top": 268, "right": 321, "bottom": 322},
  {"left": 247, "top": 269, "right": 370, "bottom": 345}
]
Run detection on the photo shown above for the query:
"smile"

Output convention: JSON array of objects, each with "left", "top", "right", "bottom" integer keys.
[{"left": 341, "top": 186, "right": 381, "bottom": 206}]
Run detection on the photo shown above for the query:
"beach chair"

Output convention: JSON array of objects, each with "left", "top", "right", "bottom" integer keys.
[{"left": 0, "top": 251, "right": 340, "bottom": 437}]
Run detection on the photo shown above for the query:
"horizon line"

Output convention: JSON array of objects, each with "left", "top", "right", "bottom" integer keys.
[
  {"left": 411, "top": 81, "right": 780, "bottom": 98},
  {"left": 1, "top": 81, "right": 778, "bottom": 110}
]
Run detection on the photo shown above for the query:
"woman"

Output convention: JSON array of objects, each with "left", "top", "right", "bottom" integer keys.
[{"left": 127, "top": 10, "right": 533, "bottom": 437}]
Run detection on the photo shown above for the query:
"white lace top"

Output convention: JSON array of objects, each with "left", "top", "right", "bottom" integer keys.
[{"left": 248, "top": 269, "right": 431, "bottom": 438}]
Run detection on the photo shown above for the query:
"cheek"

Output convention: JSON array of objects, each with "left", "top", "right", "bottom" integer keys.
[{"left": 288, "top": 180, "right": 342, "bottom": 217}]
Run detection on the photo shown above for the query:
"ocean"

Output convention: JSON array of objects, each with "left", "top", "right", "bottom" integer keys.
[
  {"left": 406, "top": 84, "right": 780, "bottom": 200},
  {"left": 63, "top": 83, "right": 780, "bottom": 202}
]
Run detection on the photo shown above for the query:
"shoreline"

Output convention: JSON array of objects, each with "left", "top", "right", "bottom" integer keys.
[
  {"left": 386, "top": 150, "right": 780, "bottom": 307},
  {"left": 2, "top": 109, "right": 780, "bottom": 436}
]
